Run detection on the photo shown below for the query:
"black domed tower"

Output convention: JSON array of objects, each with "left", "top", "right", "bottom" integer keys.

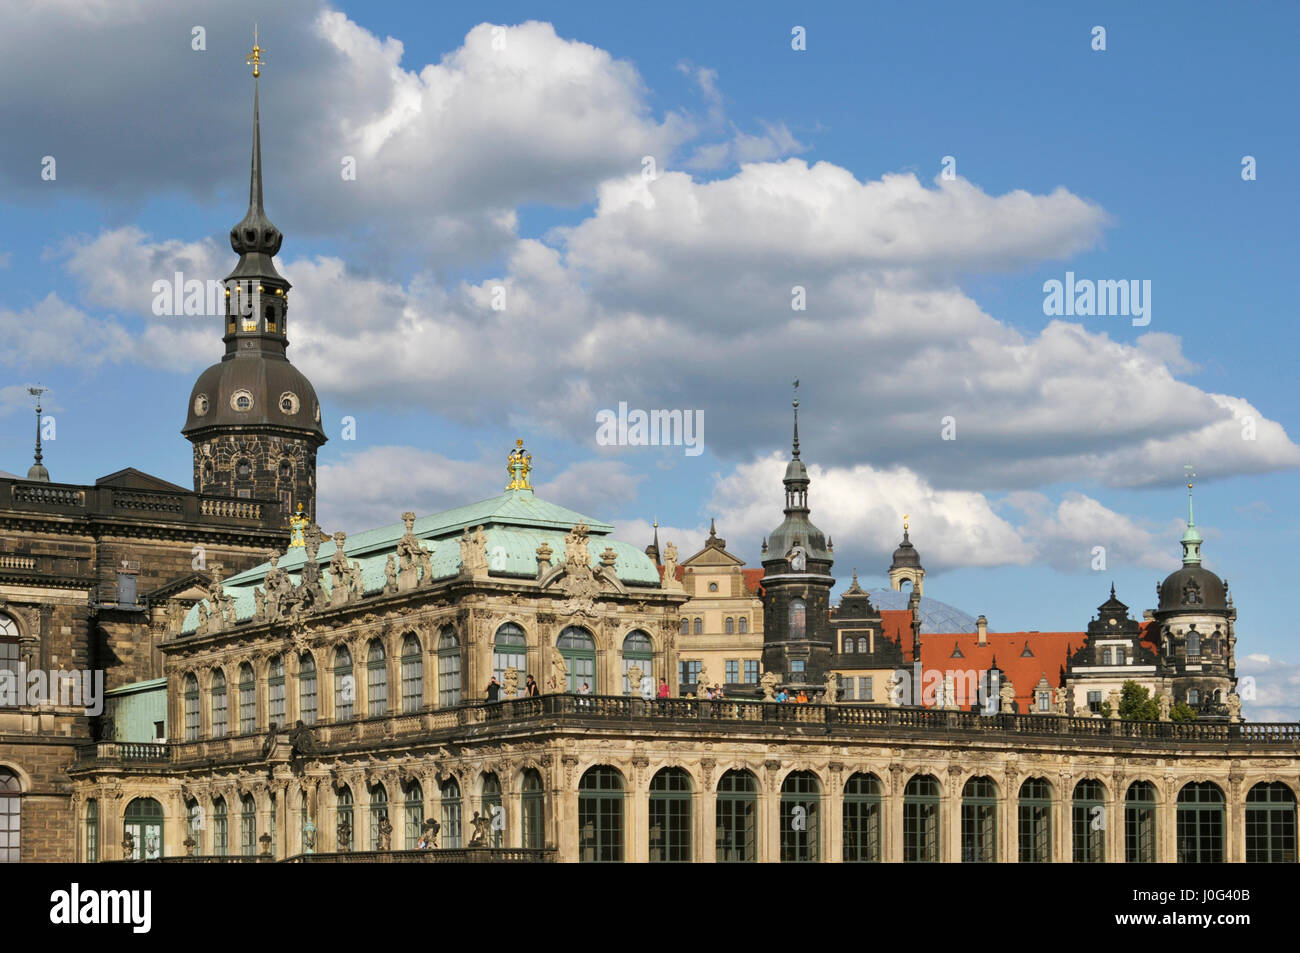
[
  {"left": 760, "top": 386, "right": 835, "bottom": 688},
  {"left": 182, "top": 53, "right": 326, "bottom": 521},
  {"left": 1152, "top": 477, "right": 1236, "bottom": 717}
]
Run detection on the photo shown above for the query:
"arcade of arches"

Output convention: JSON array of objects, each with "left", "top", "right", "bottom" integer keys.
[{"left": 64, "top": 746, "right": 1297, "bottom": 863}]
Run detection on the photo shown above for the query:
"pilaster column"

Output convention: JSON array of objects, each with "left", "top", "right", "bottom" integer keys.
[
  {"left": 1159, "top": 776, "right": 1177, "bottom": 862},
  {"left": 1107, "top": 774, "right": 1124, "bottom": 863},
  {"left": 699, "top": 758, "right": 716, "bottom": 863},
  {"left": 824, "top": 762, "right": 843, "bottom": 863},
  {"left": 1227, "top": 768, "right": 1246, "bottom": 863},
  {"left": 1001, "top": 766, "right": 1018, "bottom": 863},
  {"left": 627, "top": 754, "right": 648, "bottom": 862},
  {"left": 886, "top": 764, "right": 904, "bottom": 862},
  {"left": 558, "top": 753, "right": 579, "bottom": 861},
  {"left": 1056, "top": 773, "right": 1072, "bottom": 862},
  {"left": 764, "top": 759, "right": 783, "bottom": 863},
  {"left": 943, "top": 764, "right": 962, "bottom": 863}
]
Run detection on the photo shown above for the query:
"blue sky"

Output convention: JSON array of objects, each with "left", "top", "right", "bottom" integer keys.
[{"left": 1, "top": 1, "right": 1297, "bottom": 716}]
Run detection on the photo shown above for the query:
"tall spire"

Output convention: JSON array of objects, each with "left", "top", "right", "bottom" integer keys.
[
  {"left": 791, "top": 379, "right": 801, "bottom": 459},
  {"left": 229, "top": 27, "right": 283, "bottom": 270},
  {"left": 645, "top": 518, "right": 660, "bottom": 563},
  {"left": 1180, "top": 465, "right": 1203, "bottom": 566},
  {"left": 26, "top": 385, "right": 49, "bottom": 482}
]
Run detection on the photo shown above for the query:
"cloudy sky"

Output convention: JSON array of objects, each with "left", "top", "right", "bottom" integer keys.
[{"left": 1, "top": 1, "right": 1296, "bottom": 718}]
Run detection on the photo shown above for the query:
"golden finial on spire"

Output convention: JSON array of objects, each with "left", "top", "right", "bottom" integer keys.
[
  {"left": 903, "top": 513, "right": 909, "bottom": 532},
  {"left": 246, "top": 24, "right": 266, "bottom": 77},
  {"left": 507, "top": 438, "right": 533, "bottom": 491}
]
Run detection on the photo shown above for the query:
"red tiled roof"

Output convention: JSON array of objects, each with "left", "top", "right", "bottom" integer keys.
[
  {"left": 881, "top": 610, "right": 916, "bottom": 659},
  {"left": 918, "top": 631, "right": 1081, "bottom": 713},
  {"left": 742, "top": 568, "right": 765, "bottom": 595}
]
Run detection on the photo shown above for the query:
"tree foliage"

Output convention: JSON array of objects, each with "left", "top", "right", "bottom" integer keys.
[{"left": 1118, "top": 681, "right": 1160, "bottom": 721}]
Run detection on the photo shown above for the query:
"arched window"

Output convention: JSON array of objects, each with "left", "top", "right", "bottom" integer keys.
[
  {"left": 240, "top": 794, "right": 257, "bottom": 856},
  {"left": 212, "top": 796, "right": 228, "bottom": 856},
  {"left": 369, "top": 784, "right": 388, "bottom": 851},
  {"left": 0, "top": 769, "right": 20, "bottom": 863},
  {"left": 693, "top": 618, "right": 703, "bottom": 635},
  {"left": 334, "top": 646, "right": 354, "bottom": 721},
  {"left": 843, "top": 773, "right": 882, "bottom": 863},
  {"left": 299, "top": 791, "right": 310, "bottom": 855},
  {"left": 1073, "top": 779, "right": 1106, "bottom": 862},
  {"left": 649, "top": 768, "right": 692, "bottom": 863},
  {"left": 1115, "top": 647, "right": 1126, "bottom": 665},
  {"left": 267, "top": 655, "right": 285, "bottom": 728},
  {"left": 183, "top": 673, "right": 200, "bottom": 741},
  {"left": 185, "top": 798, "right": 202, "bottom": 853},
  {"left": 335, "top": 786, "right": 353, "bottom": 852},
  {"left": 557, "top": 627, "right": 596, "bottom": 694},
  {"left": 367, "top": 639, "right": 387, "bottom": 717},
  {"left": 680, "top": 618, "right": 689, "bottom": 635},
  {"left": 298, "top": 654, "right": 317, "bottom": 725},
  {"left": 210, "top": 668, "right": 227, "bottom": 738},
  {"left": 1186, "top": 629, "right": 1201, "bottom": 656},
  {"left": 716, "top": 770, "right": 758, "bottom": 863},
  {"left": 578, "top": 766, "right": 625, "bottom": 863},
  {"left": 781, "top": 771, "right": 821, "bottom": 863},
  {"left": 903, "top": 775, "right": 940, "bottom": 862},
  {"left": 1, "top": 616, "right": 19, "bottom": 691},
  {"left": 493, "top": 623, "right": 527, "bottom": 688},
  {"left": 85, "top": 798, "right": 98, "bottom": 864},
  {"left": 961, "top": 777, "right": 997, "bottom": 863},
  {"left": 1103, "top": 648, "right": 1112, "bottom": 665},
  {"left": 441, "top": 777, "right": 462, "bottom": 848},
  {"left": 1177, "top": 782, "right": 1225, "bottom": 863},
  {"left": 437, "top": 628, "right": 461, "bottom": 707},
  {"left": 403, "top": 780, "right": 423, "bottom": 850},
  {"left": 738, "top": 617, "right": 748, "bottom": 634},
  {"left": 268, "top": 792, "right": 277, "bottom": 858},
  {"left": 857, "top": 637, "right": 869, "bottom": 653},
  {"left": 725, "top": 617, "right": 735, "bottom": 634},
  {"left": 400, "top": 634, "right": 422, "bottom": 713},
  {"left": 1125, "top": 781, "right": 1157, "bottom": 863},
  {"left": 522, "top": 770, "right": 545, "bottom": 850},
  {"left": 481, "top": 774, "right": 503, "bottom": 848},
  {"left": 789, "top": 599, "right": 806, "bottom": 640},
  {"left": 238, "top": 663, "right": 256, "bottom": 734},
  {"left": 1245, "top": 782, "right": 1297, "bottom": 863},
  {"left": 621, "top": 630, "right": 653, "bottom": 695},
  {"left": 1019, "top": 778, "right": 1052, "bottom": 862},
  {"left": 124, "top": 797, "right": 163, "bottom": 860}
]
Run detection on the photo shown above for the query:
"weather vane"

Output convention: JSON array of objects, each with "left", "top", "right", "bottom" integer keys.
[
  {"left": 1184, "top": 463, "right": 1196, "bottom": 490},
  {"left": 246, "top": 24, "right": 265, "bottom": 77}
]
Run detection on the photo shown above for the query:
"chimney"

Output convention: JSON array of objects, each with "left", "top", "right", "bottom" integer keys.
[{"left": 976, "top": 614, "right": 988, "bottom": 646}]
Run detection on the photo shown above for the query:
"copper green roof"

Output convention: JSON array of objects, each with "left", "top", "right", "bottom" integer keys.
[{"left": 182, "top": 488, "right": 658, "bottom": 634}]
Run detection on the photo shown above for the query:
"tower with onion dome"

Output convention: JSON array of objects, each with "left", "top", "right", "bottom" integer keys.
[
  {"left": 182, "top": 37, "right": 326, "bottom": 521},
  {"left": 760, "top": 384, "right": 835, "bottom": 688}
]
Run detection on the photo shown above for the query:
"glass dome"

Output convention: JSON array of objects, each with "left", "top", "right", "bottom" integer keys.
[{"left": 864, "top": 587, "right": 978, "bottom": 634}]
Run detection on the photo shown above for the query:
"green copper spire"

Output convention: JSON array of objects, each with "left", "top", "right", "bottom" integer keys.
[{"left": 1180, "top": 466, "right": 1202, "bottom": 566}]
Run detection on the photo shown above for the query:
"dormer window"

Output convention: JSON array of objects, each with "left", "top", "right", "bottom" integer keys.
[{"left": 231, "top": 389, "right": 254, "bottom": 412}]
